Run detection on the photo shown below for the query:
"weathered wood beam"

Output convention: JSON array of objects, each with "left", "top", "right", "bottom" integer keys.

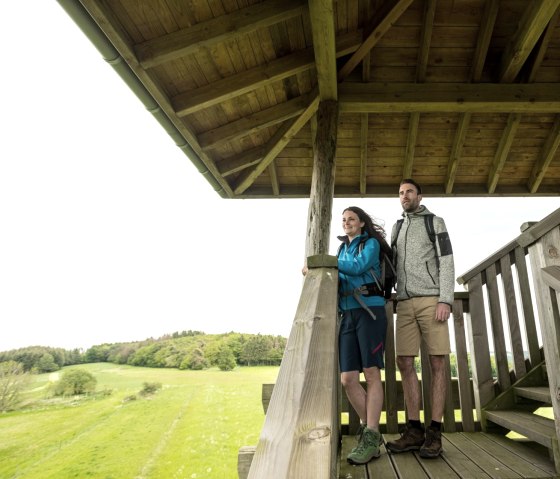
[
  {"left": 487, "top": 113, "right": 521, "bottom": 194},
  {"left": 470, "top": 0, "right": 499, "bottom": 82},
  {"left": 445, "top": 113, "right": 471, "bottom": 194},
  {"left": 338, "top": 0, "right": 414, "bottom": 82},
  {"left": 339, "top": 83, "right": 560, "bottom": 113},
  {"left": 308, "top": 0, "right": 337, "bottom": 100},
  {"left": 233, "top": 95, "right": 320, "bottom": 195},
  {"left": 199, "top": 96, "right": 308, "bottom": 150},
  {"left": 305, "top": 100, "right": 339, "bottom": 257},
  {"left": 403, "top": 112, "right": 419, "bottom": 178},
  {"left": 359, "top": 114, "right": 368, "bottom": 195},
  {"left": 528, "top": 115, "right": 560, "bottom": 193},
  {"left": 499, "top": 0, "right": 560, "bottom": 82},
  {"left": 135, "top": 0, "right": 307, "bottom": 69}
]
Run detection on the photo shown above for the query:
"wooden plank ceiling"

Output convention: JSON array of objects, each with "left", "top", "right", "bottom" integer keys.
[{"left": 74, "top": 0, "right": 560, "bottom": 198}]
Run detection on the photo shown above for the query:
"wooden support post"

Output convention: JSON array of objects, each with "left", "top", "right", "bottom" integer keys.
[
  {"left": 305, "top": 100, "right": 339, "bottom": 257},
  {"left": 246, "top": 261, "right": 339, "bottom": 479}
]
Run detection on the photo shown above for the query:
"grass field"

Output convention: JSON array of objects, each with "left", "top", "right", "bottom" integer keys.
[{"left": 0, "top": 363, "right": 279, "bottom": 479}]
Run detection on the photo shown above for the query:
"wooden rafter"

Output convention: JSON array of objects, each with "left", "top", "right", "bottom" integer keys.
[
  {"left": 403, "top": 112, "right": 419, "bottom": 178},
  {"left": 526, "top": 6, "right": 560, "bottom": 83},
  {"left": 416, "top": 0, "right": 436, "bottom": 83},
  {"left": 199, "top": 96, "right": 308, "bottom": 150},
  {"left": 219, "top": 147, "right": 265, "bottom": 177},
  {"left": 499, "top": 0, "right": 560, "bottom": 82},
  {"left": 470, "top": 0, "right": 499, "bottom": 82},
  {"left": 487, "top": 113, "right": 522, "bottom": 193},
  {"left": 135, "top": 0, "right": 307, "bottom": 69}
]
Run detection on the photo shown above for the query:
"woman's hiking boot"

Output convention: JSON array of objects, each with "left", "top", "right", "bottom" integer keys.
[
  {"left": 347, "top": 427, "right": 381, "bottom": 465},
  {"left": 419, "top": 426, "right": 442, "bottom": 458},
  {"left": 350, "top": 424, "right": 366, "bottom": 453},
  {"left": 386, "top": 424, "right": 425, "bottom": 453}
]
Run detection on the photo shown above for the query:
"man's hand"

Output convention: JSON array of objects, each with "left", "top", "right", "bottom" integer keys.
[{"left": 435, "top": 302, "right": 451, "bottom": 322}]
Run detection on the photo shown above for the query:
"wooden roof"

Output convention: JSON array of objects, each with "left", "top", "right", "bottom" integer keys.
[{"left": 72, "top": 0, "right": 560, "bottom": 198}]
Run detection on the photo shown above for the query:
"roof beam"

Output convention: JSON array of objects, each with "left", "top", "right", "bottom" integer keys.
[
  {"left": 339, "top": 83, "right": 560, "bottom": 113},
  {"left": 526, "top": 6, "right": 560, "bottom": 82},
  {"left": 338, "top": 0, "right": 414, "bottom": 82},
  {"left": 416, "top": 0, "right": 436, "bottom": 83},
  {"left": 199, "top": 96, "right": 309, "bottom": 150},
  {"left": 233, "top": 95, "right": 320, "bottom": 195},
  {"left": 499, "top": 0, "right": 560, "bottom": 82},
  {"left": 403, "top": 112, "right": 419, "bottom": 178},
  {"left": 487, "top": 113, "right": 521, "bottom": 193},
  {"left": 527, "top": 115, "right": 560, "bottom": 193},
  {"left": 308, "top": 0, "right": 337, "bottom": 100},
  {"left": 135, "top": 0, "right": 307, "bottom": 69}
]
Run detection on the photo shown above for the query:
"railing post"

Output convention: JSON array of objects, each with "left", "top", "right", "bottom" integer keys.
[{"left": 247, "top": 256, "right": 339, "bottom": 479}]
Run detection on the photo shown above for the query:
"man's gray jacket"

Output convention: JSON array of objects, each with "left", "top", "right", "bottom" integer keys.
[{"left": 391, "top": 205, "right": 455, "bottom": 306}]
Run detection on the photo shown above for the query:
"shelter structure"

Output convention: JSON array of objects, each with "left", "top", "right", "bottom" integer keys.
[{"left": 58, "top": 1, "right": 560, "bottom": 477}]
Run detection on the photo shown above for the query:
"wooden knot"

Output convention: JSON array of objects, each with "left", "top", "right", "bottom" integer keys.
[
  {"left": 548, "top": 246, "right": 558, "bottom": 258},
  {"left": 307, "top": 426, "right": 331, "bottom": 441}
]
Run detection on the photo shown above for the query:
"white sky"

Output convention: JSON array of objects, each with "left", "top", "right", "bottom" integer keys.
[{"left": 1, "top": 2, "right": 558, "bottom": 352}]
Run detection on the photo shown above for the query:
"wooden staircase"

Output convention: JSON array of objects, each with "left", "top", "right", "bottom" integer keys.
[{"left": 481, "top": 360, "right": 560, "bottom": 471}]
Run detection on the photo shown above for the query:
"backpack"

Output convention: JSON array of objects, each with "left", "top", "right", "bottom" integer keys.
[{"left": 336, "top": 233, "right": 396, "bottom": 300}]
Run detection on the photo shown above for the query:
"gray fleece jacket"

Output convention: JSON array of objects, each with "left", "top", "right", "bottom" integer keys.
[{"left": 391, "top": 205, "right": 455, "bottom": 306}]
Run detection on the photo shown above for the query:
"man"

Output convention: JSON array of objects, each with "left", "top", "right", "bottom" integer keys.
[{"left": 386, "top": 179, "right": 455, "bottom": 458}]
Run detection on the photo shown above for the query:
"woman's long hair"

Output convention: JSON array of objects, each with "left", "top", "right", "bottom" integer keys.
[{"left": 343, "top": 206, "right": 392, "bottom": 257}]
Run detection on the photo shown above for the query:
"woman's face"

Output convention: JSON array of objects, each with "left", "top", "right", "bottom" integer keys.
[{"left": 342, "top": 210, "right": 364, "bottom": 239}]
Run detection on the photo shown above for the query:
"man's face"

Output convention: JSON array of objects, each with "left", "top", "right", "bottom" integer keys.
[{"left": 399, "top": 183, "right": 422, "bottom": 212}]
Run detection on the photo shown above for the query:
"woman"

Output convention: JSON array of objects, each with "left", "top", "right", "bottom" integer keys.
[{"left": 336, "top": 206, "right": 389, "bottom": 465}]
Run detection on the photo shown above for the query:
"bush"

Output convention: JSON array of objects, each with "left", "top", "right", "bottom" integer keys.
[
  {"left": 0, "top": 361, "right": 30, "bottom": 411},
  {"left": 53, "top": 369, "right": 97, "bottom": 396},
  {"left": 139, "top": 382, "right": 162, "bottom": 396}
]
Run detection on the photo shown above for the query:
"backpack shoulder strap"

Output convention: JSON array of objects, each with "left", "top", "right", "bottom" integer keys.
[
  {"left": 392, "top": 219, "right": 404, "bottom": 248},
  {"left": 424, "top": 214, "right": 436, "bottom": 243}
]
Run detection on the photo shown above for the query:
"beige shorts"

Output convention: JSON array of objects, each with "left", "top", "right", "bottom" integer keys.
[{"left": 395, "top": 296, "right": 451, "bottom": 356}]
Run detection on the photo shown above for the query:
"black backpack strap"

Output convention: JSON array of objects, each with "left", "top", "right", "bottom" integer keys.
[
  {"left": 424, "top": 214, "right": 436, "bottom": 243},
  {"left": 392, "top": 219, "right": 404, "bottom": 248}
]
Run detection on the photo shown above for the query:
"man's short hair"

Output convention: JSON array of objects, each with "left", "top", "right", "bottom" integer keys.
[{"left": 400, "top": 178, "right": 422, "bottom": 195}]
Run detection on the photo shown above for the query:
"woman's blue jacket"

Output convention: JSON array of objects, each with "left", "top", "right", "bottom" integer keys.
[{"left": 337, "top": 233, "right": 385, "bottom": 311}]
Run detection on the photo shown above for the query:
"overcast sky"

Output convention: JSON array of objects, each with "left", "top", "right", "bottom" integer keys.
[{"left": 0, "top": 2, "right": 558, "bottom": 352}]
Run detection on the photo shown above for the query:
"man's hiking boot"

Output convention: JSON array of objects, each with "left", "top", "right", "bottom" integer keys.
[
  {"left": 347, "top": 427, "right": 381, "bottom": 465},
  {"left": 386, "top": 424, "right": 425, "bottom": 453},
  {"left": 419, "top": 426, "right": 442, "bottom": 458}
]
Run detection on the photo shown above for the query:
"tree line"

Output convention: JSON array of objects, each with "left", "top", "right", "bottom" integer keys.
[{"left": 0, "top": 331, "right": 288, "bottom": 373}]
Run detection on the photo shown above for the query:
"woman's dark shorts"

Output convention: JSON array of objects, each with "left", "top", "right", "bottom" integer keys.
[{"left": 339, "top": 306, "right": 387, "bottom": 373}]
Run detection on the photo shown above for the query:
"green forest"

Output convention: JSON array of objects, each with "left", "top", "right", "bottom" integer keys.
[{"left": 0, "top": 331, "right": 287, "bottom": 375}]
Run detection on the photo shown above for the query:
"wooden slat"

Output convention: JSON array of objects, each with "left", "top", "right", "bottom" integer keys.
[
  {"left": 453, "top": 298, "right": 475, "bottom": 432},
  {"left": 466, "top": 273, "right": 495, "bottom": 414},
  {"left": 500, "top": 253, "right": 527, "bottom": 379},
  {"left": 513, "top": 246, "right": 541, "bottom": 368},
  {"left": 486, "top": 263, "right": 512, "bottom": 391},
  {"left": 384, "top": 301, "right": 399, "bottom": 433},
  {"left": 440, "top": 435, "right": 492, "bottom": 479},
  {"left": 487, "top": 113, "right": 522, "bottom": 194}
]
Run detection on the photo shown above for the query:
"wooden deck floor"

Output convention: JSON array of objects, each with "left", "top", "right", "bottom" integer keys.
[{"left": 340, "top": 432, "right": 557, "bottom": 479}]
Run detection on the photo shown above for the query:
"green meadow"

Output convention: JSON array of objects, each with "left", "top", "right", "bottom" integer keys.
[{"left": 0, "top": 363, "right": 279, "bottom": 479}]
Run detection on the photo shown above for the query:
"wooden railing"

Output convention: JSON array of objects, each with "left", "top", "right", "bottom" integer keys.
[{"left": 456, "top": 207, "right": 560, "bottom": 420}]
